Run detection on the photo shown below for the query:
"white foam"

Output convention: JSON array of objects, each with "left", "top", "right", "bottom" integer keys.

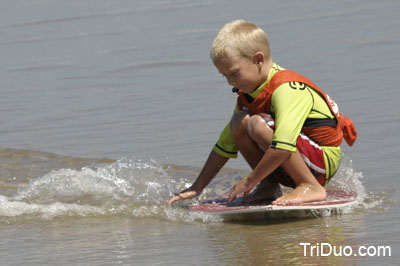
[{"left": 0, "top": 195, "right": 106, "bottom": 220}]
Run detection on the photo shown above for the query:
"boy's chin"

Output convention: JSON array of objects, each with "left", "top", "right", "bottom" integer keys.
[
  {"left": 241, "top": 88, "right": 253, "bottom": 94},
  {"left": 237, "top": 87, "right": 250, "bottom": 93}
]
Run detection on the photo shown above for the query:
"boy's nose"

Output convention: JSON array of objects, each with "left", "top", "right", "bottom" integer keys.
[{"left": 227, "top": 77, "right": 236, "bottom": 87}]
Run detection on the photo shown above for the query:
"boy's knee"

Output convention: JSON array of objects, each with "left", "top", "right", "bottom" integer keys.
[
  {"left": 247, "top": 114, "right": 273, "bottom": 139},
  {"left": 247, "top": 115, "right": 265, "bottom": 133},
  {"left": 230, "top": 110, "right": 251, "bottom": 136}
]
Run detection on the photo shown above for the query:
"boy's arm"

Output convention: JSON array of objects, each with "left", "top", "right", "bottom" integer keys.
[{"left": 166, "top": 150, "right": 229, "bottom": 205}]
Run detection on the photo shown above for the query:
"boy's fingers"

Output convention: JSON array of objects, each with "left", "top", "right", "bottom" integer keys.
[
  {"left": 179, "top": 190, "right": 197, "bottom": 199},
  {"left": 228, "top": 194, "right": 236, "bottom": 203},
  {"left": 228, "top": 185, "right": 237, "bottom": 203},
  {"left": 166, "top": 195, "right": 181, "bottom": 205},
  {"left": 166, "top": 190, "right": 198, "bottom": 205}
]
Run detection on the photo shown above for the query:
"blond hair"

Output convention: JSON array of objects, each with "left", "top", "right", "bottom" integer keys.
[{"left": 210, "top": 20, "right": 270, "bottom": 62}]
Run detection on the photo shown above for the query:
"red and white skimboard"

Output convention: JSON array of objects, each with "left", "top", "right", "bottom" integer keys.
[{"left": 189, "top": 189, "right": 358, "bottom": 219}]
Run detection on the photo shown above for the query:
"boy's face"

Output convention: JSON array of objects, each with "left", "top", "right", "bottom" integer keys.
[{"left": 214, "top": 57, "right": 265, "bottom": 94}]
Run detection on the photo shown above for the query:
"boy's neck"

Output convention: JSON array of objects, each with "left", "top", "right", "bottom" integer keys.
[
  {"left": 252, "top": 59, "right": 273, "bottom": 92},
  {"left": 263, "top": 59, "right": 274, "bottom": 81}
]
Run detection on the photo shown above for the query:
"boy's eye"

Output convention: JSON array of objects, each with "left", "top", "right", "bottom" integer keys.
[
  {"left": 221, "top": 71, "right": 239, "bottom": 80},
  {"left": 231, "top": 71, "right": 239, "bottom": 77}
]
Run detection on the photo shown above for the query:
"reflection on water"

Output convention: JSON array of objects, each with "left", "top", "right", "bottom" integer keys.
[
  {"left": 206, "top": 213, "right": 379, "bottom": 266},
  {"left": 0, "top": 211, "right": 378, "bottom": 266}
]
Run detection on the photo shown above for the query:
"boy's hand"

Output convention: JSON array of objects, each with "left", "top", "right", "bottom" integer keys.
[
  {"left": 228, "top": 177, "right": 253, "bottom": 203},
  {"left": 166, "top": 187, "right": 200, "bottom": 205}
]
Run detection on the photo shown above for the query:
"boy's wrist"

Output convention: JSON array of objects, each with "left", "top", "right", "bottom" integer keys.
[
  {"left": 245, "top": 176, "right": 257, "bottom": 189},
  {"left": 190, "top": 183, "right": 204, "bottom": 194}
]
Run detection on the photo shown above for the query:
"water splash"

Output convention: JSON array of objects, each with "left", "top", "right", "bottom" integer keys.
[
  {"left": 13, "top": 158, "right": 165, "bottom": 204},
  {"left": 328, "top": 153, "right": 384, "bottom": 212},
  {"left": 0, "top": 152, "right": 379, "bottom": 223},
  {"left": 0, "top": 156, "right": 226, "bottom": 223},
  {"left": 329, "top": 154, "right": 364, "bottom": 195}
]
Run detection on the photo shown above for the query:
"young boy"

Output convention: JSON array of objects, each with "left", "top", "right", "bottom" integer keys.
[{"left": 167, "top": 20, "right": 356, "bottom": 206}]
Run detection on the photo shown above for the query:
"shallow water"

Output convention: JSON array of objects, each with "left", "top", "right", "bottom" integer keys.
[
  {"left": 0, "top": 152, "right": 387, "bottom": 265},
  {"left": 0, "top": 0, "right": 399, "bottom": 265}
]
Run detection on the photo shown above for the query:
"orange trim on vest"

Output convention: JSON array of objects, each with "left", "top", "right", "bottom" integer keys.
[{"left": 236, "top": 70, "right": 357, "bottom": 147}]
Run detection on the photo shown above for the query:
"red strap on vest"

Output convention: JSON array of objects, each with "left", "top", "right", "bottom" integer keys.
[{"left": 342, "top": 116, "right": 357, "bottom": 146}]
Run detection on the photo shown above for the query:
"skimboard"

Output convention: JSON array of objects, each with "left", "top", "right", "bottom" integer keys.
[{"left": 189, "top": 189, "right": 358, "bottom": 220}]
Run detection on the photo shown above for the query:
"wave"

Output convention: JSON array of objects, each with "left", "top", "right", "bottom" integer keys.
[
  {"left": 0, "top": 149, "right": 378, "bottom": 223},
  {"left": 0, "top": 155, "right": 224, "bottom": 223}
]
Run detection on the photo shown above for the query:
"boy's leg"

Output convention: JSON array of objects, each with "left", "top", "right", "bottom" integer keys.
[
  {"left": 244, "top": 113, "right": 327, "bottom": 204},
  {"left": 230, "top": 111, "right": 282, "bottom": 201},
  {"left": 230, "top": 110, "right": 264, "bottom": 169},
  {"left": 274, "top": 147, "right": 326, "bottom": 205}
]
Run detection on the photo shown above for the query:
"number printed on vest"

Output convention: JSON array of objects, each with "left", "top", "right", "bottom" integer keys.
[{"left": 289, "top": 82, "right": 306, "bottom": 90}]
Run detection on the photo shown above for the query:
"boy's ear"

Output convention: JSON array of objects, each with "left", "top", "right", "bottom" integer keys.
[{"left": 253, "top": 52, "right": 265, "bottom": 65}]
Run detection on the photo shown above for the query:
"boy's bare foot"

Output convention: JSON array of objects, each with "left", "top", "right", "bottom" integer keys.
[
  {"left": 272, "top": 183, "right": 326, "bottom": 205},
  {"left": 242, "top": 178, "right": 282, "bottom": 203}
]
